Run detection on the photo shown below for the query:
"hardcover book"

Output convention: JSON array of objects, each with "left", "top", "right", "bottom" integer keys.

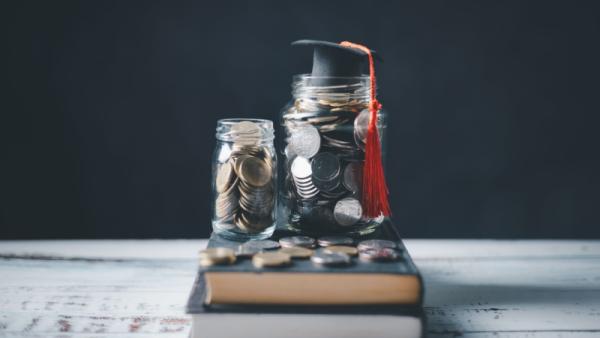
[{"left": 187, "top": 221, "right": 423, "bottom": 306}]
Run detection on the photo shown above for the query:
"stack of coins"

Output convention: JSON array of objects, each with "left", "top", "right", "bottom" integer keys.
[
  {"left": 213, "top": 121, "right": 275, "bottom": 234},
  {"left": 282, "top": 95, "right": 381, "bottom": 232}
]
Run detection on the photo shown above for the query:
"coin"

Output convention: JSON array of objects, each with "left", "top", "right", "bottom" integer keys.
[
  {"left": 357, "top": 239, "right": 397, "bottom": 251},
  {"left": 279, "top": 246, "right": 313, "bottom": 259},
  {"left": 238, "top": 156, "right": 271, "bottom": 187},
  {"left": 333, "top": 197, "right": 363, "bottom": 226},
  {"left": 236, "top": 239, "right": 276, "bottom": 257},
  {"left": 215, "top": 162, "right": 234, "bottom": 193},
  {"left": 323, "top": 245, "right": 358, "bottom": 257},
  {"left": 358, "top": 247, "right": 399, "bottom": 262},
  {"left": 289, "top": 125, "right": 321, "bottom": 158},
  {"left": 291, "top": 156, "right": 312, "bottom": 179},
  {"left": 290, "top": 157, "right": 320, "bottom": 199},
  {"left": 253, "top": 252, "right": 292, "bottom": 268},
  {"left": 353, "top": 109, "right": 370, "bottom": 150},
  {"left": 311, "top": 152, "right": 341, "bottom": 193},
  {"left": 240, "top": 239, "right": 280, "bottom": 252},
  {"left": 311, "top": 152, "right": 340, "bottom": 182},
  {"left": 317, "top": 236, "right": 354, "bottom": 247},
  {"left": 279, "top": 236, "right": 316, "bottom": 249},
  {"left": 199, "top": 248, "right": 236, "bottom": 266},
  {"left": 311, "top": 249, "right": 352, "bottom": 266},
  {"left": 342, "top": 162, "right": 362, "bottom": 193}
]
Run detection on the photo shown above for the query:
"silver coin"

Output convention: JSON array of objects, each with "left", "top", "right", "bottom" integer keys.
[
  {"left": 290, "top": 157, "right": 312, "bottom": 179},
  {"left": 279, "top": 236, "right": 316, "bottom": 248},
  {"left": 317, "top": 236, "right": 354, "bottom": 247},
  {"left": 311, "top": 249, "right": 352, "bottom": 266},
  {"left": 289, "top": 125, "right": 320, "bottom": 159},
  {"left": 240, "top": 240, "right": 280, "bottom": 253},
  {"left": 311, "top": 152, "right": 340, "bottom": 182},
  {"left": 333, "top": 197, "right": 363, "bottom": 226},
  {"left": 342, "top": 162, "right": 363, "bottom": 193},
  {"left": 357, "top": 239, "right": 397, "bottom": 252},
  {"left": 358, "top": 247, "right": 400, "bottom": 262},
  {"left": 353, "top": 109, "right": 370, "bottom": 149}
]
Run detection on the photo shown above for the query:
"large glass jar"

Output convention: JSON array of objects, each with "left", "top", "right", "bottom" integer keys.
[
  {"left": 212, "top": 119, "right": 277, "bottom": 241},
  {"left": 278, "top": 75, "right": 386, "bottom": 236}
]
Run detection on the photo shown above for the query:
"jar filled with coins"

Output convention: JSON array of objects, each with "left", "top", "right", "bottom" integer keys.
[
  {"left": 278, "top": 75, "right": 387, "bottom": 235},
  {"left": 212, "top": 119, "right": 277, "bottom": 241}
]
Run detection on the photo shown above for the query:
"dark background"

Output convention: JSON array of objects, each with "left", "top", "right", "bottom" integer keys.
[{"left": 2, "top": 0, "right": 599, "bottom": 239}]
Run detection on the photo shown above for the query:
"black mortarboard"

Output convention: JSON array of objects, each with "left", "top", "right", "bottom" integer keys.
[{"left": 292, "top": 39, "right": 381, "bottom": 83}]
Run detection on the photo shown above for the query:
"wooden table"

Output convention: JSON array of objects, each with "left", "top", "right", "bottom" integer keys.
[{"left": 1, "top": 240, "right": 599, "bottom": 337}]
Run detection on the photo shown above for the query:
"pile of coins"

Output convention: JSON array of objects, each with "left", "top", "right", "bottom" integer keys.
[
  {"left": 213, "top": 121, "right": 276, "bottom": 234},
  {"left": 198, "top": 237, "right": 402, "bottom": 268},
  {"left": 282, "top": 95, "right": 383, "bottom": 232}
]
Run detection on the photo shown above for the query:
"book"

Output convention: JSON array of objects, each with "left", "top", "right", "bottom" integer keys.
[
  {"left": 187, "top": 275, "right": 424, "bottom": 338},
  {"left": 189, "top": 220, "right": 423, "bottom": 306}
]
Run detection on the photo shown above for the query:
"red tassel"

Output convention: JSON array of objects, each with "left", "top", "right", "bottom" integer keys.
[{"left": 339, "top": 41, "right": 391, "bottom": 218}]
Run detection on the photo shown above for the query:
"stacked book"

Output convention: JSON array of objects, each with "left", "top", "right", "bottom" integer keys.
[{"left": 186, "top": 221, "right": 424, "bottom": 338}]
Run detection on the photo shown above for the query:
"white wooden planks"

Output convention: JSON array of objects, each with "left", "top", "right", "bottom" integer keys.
[{"left": 0, "top": 240, "right": 599, "bottom": 337}]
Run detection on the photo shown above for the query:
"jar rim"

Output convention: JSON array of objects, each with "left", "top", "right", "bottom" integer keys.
[
  {"left": 292, "top": 74, "right": 370, "bottom": 81},
  {"left": 217, "top": 118, "right": 273, "bottom": 125}
]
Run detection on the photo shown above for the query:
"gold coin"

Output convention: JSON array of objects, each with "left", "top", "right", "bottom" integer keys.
[
  {"left": 198, "top": 248, "right": 236, "bottom": 266},
  {"left": 279, "top": 246, "right": 313, "bottom": 259},
  {"left": 239, "top": 156, "right": 271, "bottom": 187},
  {"left": 323, "top": 245, "right": 359, "bottom": 257},
  {"left": 215, "top": 162, "right": 234, "bottom": 193},
  {"left": 252, "top": 252, "right": 291, "bottom": 268}
]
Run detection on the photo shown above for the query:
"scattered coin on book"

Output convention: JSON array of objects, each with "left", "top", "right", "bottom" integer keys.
[
  {"left": 357, "top": 239, "right": 397, "bottom": 252},
  {"left": 253, "top": 252, "right": 292, "bottom": 268},
  {"left": 358, "top": 247, "right": 400, "bottom": 262},
  {"left": 279, "top": 236, "right": 317, "bottom": 249},
  {"left": 323, "top": 245, "right": 358, "bottom": 257},
  {"left": 278, "top": 246, "right": 313, "bottom": 259},
  {"left": 317, "top": 235, "right": 354, "bottom": 247},
  {"left": 311, "top": 249, "right": 352, "bottom": 266},
  {"left": 198, "top": 248, "right": 236, "bottom": 266},
  {"left": 239, "top": 240, "right": 280, "bottom": 253}
]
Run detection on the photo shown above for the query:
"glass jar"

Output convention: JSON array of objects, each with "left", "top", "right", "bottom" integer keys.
[
  {"left": 278, "top": 75, "right": 386, "bottom": 236},
  {"left": 212, "top": 118, "right": 277, "bottom": 241}
]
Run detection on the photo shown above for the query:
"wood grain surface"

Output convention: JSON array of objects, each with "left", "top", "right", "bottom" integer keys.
[{"left": 1, "top": 239, "right": 599, "bottom": 337}]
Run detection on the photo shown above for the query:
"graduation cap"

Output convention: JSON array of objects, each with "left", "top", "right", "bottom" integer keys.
[{"left": 292, "top": 39, "right": 381, "bottom": 84}]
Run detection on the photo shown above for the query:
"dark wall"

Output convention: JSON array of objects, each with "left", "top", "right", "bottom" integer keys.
[{"left": 2, "top": 0, "right": 599, "bottom": 239}]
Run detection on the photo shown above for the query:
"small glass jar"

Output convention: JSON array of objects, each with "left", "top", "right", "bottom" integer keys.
[
  {"left": 278, "top": 75, "right": 386, "bottom": 236},
  {"left": 212, "top": 119, "right": 277, "bottom": 241}
]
